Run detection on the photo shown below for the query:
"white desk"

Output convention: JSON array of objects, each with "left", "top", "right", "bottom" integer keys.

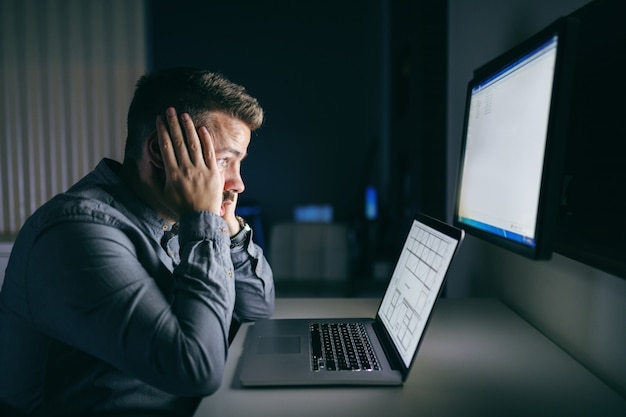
[{"left": 195, "top": 298, "right": 625, "bottom": 417}]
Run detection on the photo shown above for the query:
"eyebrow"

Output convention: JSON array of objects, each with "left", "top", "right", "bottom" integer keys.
[{"left": 215, "top": 146, "right": 248, "bottom": 160}]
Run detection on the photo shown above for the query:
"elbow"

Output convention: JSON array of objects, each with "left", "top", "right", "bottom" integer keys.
[
  {"left": 194, "top": 367, "right": 224, "bottom": 397},
  {"left": 235, "top": 302, "right": 274, "bottom": 323},
  {"left": 154, "top": 338, "right": 227, "bottom": 397},
  {"left": 182, "top": 351, "right": 227, "bottom": 397},
  {"left": 236, "top": 288, "right": 275, "bottom": 323},
  {"left": 168, "top": 359, "right": 225, "bottom": 397}
]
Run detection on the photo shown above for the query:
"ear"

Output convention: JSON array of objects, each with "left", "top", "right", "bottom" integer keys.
[{"left": 146, "top": 131, "right": 164, "bottom": 169}]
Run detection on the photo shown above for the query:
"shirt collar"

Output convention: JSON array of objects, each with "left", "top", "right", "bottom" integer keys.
[{"left": 91, "top": 158, "right": 174, "bottom": 241}]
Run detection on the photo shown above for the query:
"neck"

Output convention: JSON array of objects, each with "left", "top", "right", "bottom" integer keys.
[{"left": 119, "top": 160, "right": 177, "bottom": 225}]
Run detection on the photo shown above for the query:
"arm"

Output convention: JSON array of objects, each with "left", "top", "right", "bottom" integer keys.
[
  {"left": 158, "top": 108, "right": 273, "bottom": 334},
  {"left": 222, "top": 195, "right": 275, "bottom": 323},
  {"left": 28, "top": 211, "right": 234, "bottom": 396},
  {"left": 231, "top": 230, "right": 275, "bottom": 322}
]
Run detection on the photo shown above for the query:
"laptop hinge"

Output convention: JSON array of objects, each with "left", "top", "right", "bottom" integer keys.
[{"left": 372, "top": 319, "right": 406, "bottom": 374}]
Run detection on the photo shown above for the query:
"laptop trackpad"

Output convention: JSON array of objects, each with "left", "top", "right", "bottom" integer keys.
[{"left": 257, "top": 336, "right": 301, "bottom": 354}]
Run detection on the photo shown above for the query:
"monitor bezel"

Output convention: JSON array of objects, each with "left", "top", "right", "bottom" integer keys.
[{"left": 453, "top": 16, "right": 579, "bottom": 260}]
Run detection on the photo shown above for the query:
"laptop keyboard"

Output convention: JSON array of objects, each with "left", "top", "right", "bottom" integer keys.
[{"left": 309, "top": 322, "right": 381, "bottom": 372}]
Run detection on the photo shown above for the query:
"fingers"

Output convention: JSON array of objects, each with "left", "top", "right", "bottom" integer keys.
[
  {"left": 198, "top": 125, "right": 217, "bottom": 171},
  {"left": 157, "top": 108, "right": 204, "bottom": 167},
  {"left": 154, "top": 108, "right": 225, "bottom": 217},
  {"left": 179, "top": 112, "right": 204, "bottom": 166},
  {"left": 156, "top": 110, "right": 178, "bottom": 176}
]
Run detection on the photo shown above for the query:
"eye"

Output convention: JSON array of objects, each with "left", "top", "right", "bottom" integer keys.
[{"left": 217, "top": 158, "right": 228, "bottom": 169}]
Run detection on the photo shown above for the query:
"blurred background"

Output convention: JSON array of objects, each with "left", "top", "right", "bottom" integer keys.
[{"left": 1, "top": 0, "right": 449, "bottom": 296}]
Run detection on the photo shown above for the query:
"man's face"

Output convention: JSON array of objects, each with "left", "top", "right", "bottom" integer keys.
[{"left": 206, "top": 113, "right": 251, "bottom": 216}]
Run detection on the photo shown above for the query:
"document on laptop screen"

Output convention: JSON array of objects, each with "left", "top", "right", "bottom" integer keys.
[{"left": 378, "top": 220, "right": 458, "bottom": 367}]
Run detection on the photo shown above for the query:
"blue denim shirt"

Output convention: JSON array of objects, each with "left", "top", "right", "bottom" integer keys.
[{"left": 0, "top": 159, "right": 274, "bottom": 416}]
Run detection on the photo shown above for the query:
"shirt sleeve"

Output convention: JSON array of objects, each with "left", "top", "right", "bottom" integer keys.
[
  {"left": 26, "top": 211, "right": 234, "bottom": 397},
  {"left": 230, "top": 228, "right": 275, "bottom": 323}
]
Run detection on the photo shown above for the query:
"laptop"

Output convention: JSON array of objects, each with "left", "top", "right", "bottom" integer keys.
[{"left": 239, "top": 212, "right": 464, "bottom": 387}]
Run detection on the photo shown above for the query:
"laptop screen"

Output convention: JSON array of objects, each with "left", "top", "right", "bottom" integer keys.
[{"left": 377, "top": 215, "right": 462, "bottom": 368}]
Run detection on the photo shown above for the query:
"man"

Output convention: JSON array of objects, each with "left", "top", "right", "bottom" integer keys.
[{"left": 0, "top": 68, "right": 275, "bottom": 416}]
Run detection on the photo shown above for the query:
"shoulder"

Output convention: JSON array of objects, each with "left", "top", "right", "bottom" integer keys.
[{"left": 29, "top": 193, "right": 131, "bottom": 233}]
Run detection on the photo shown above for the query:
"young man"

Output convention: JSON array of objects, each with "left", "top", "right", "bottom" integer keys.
[{"left": 0, "top": 68, "right": 275, "bottom": 416}]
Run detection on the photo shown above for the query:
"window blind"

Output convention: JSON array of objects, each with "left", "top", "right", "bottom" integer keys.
[{"left": 0, "top": 0, "right": 146, "bottom": 237}]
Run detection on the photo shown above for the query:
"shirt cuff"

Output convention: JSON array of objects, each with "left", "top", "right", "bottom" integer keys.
[{"left": 178, "top": 211, "right": 230, "bottom": 246}]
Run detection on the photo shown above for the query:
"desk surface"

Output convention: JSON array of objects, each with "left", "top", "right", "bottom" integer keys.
[{"left": 195, "top": 298, "right": 625, "bottom": 417}]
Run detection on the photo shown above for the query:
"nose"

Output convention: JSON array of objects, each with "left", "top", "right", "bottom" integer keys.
[{"left": 224, "top": 168, "right": 245, "bottom": 194}]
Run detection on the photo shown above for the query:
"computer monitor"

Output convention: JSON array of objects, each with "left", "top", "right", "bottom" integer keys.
[{"left": 453, "top": 17, "right": 579, "bottom": 260}]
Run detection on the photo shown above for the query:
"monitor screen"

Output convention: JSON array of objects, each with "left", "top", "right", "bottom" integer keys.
[{"left": 454, "top": 17, "right": 578, "bottom": 259}]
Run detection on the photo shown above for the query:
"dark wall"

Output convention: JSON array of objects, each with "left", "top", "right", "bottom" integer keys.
[
  {"left": 554, "top": 0, "right": 626, "bottom": 278},
  {"left": 149, "top": 0, "right": 447, "bottom": 266}
]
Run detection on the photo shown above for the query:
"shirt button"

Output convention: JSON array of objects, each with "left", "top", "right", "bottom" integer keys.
[
  {"left": 220, "top": 227, "right": 228, "bottom": 233},
  {"left": 227, "top": 270, "right": 233, "bottom": 278},
  {"left": 162, "top": 224, "right": 168, "bottom": 230}
]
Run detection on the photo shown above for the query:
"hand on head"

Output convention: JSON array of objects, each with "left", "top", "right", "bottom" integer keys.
[{"left": 156, "top": 107, "right": 224, "bottom": 218}]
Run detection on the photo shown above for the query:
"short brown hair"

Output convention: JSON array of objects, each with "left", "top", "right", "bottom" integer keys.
[{"left": 124, "top": 67, "right": 264, "bottom": 160}]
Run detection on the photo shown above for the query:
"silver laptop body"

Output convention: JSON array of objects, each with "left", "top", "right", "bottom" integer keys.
[{"left": 239, "top": 212, "right": 464, "bottom": 387}]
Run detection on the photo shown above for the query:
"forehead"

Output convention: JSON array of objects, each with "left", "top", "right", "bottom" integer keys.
[{"left": 203, "top": 112, "right": 251, "bottom": 152}]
